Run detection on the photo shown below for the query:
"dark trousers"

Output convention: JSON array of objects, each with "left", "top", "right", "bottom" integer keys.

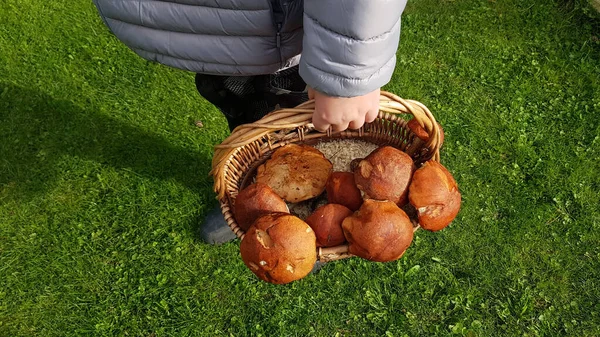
[{"left": 194, "top": 65, "right": 309, "bottom": 131}]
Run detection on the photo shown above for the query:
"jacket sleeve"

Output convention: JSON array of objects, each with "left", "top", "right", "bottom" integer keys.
[{"left": 299, "top": 0, "right": 407, "bottom": 97}]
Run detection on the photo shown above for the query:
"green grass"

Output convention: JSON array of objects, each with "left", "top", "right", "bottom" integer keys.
[{"left": 1, "top": 0, "right": 599, "bottom": 336}]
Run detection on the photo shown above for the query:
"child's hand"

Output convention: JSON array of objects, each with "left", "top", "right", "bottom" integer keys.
[{"left": 308, "top": 88, "right": 380, "bottom": 132}]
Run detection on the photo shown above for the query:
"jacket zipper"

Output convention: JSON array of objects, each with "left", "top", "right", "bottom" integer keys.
[{"left": 270, "top": 0, "right": 284, "bottom": 67}]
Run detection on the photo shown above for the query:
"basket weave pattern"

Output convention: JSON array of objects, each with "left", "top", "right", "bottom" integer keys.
[{"left": 210, "top": 91, "right": 442, "bottom": 262}]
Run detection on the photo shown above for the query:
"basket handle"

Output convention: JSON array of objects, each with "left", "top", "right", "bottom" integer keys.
[{"left": 210, "top": 91, "right": 442, "bottom": 198}]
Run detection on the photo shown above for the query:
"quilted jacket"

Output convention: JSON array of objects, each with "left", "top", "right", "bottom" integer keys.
[{"left": 92, "top": 0, "right": 408, "bottom": 97}]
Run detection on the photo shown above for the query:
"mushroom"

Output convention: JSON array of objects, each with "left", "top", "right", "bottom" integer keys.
[
  {"left": 407, "top": 119, "right": 445, "bottom": 147},
  {"left": 305, "top": 203, "right": 353, "bottom": 247},
  {"left": 240, "top": 213, "right": 317, "bottom": 284},
  {"left": 234, "top": 182, "right": 289, "bottom": 231},
  {"left": 342, "top": 199, "right": 414, "bottom": 262},
  {"left": 256, "top": 144, "right": 333, "bottom": 203},
  {"left": 325, "top": 172, "right": 363, "bottom": 211},
  {"left": 353, "top": 146, "right": 415, "bottom": 206},
  {"left": 408, "top": 160, "right": 461, "bottom": 231}
]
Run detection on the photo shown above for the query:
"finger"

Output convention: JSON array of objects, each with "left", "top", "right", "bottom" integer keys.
[
  {"left": 331, "top": 122, "right": 349, "bottom": 133},
  {"left": 311, "top": 112, "right": 330, "bottom": 132},
  {"left": 348, "top": 119, "right": 365, "bottom": 130},
  {"left": 313, "top": 123, "right": 330, "bottom": 133},
  {"left": 365, "top": 108, "right": 379, "bottom": 123}
]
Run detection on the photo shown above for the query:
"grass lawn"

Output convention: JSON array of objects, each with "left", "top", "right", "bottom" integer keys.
[{"left": 1, "top": 0, "right": 599, "bottom": 336}]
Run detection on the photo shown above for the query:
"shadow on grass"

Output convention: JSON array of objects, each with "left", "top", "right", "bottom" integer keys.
[{"left": 0, "top": 83, "right": 216, "bottom": 210}]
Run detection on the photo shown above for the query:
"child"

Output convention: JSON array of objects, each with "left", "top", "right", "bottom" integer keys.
[{"left": 92, "top": 0, "right": 408, "bottom": 244}]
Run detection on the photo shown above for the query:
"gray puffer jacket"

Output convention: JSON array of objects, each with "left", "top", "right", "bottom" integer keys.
[{"left": 92, "top": 0, "right": 407, "bottom": 97}]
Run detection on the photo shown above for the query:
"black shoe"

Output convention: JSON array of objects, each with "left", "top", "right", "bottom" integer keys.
[
  {"left": 309, "top": 261, "right": 327, "bottom": 275},
  {"left": 199, "top": 205, "right": 237, "bottom": 245}
]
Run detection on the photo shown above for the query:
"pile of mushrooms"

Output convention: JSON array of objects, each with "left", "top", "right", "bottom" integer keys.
[{"left": 231, "top": 140, "right": 461, "bottom": 284}]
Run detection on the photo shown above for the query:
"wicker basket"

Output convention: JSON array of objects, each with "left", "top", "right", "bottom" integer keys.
[{"left": 210, "top": 91, "right": 443, "bottom": 262}]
